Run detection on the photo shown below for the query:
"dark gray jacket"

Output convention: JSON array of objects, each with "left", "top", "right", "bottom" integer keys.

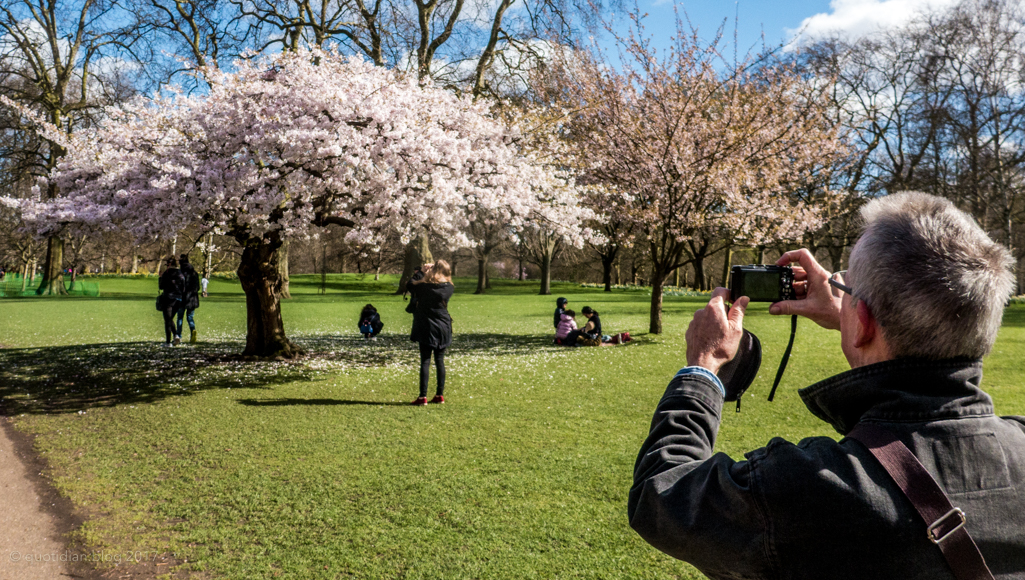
[{"left": 629, "top": 359, "right": 1025, "bottom": 580}]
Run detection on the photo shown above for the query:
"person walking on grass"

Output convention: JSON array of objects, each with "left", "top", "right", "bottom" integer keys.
[
  {"left": 407, "top": 260, "right": 454, "bottom": 405},
  {"left": 158, "top": 257, "right": 185, "bottom": 346},
  {"left": 176, "top": 254, "right": 201, "bottom": 344}
]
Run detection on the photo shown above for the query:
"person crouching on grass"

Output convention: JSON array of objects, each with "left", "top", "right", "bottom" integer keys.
[
  {"left": 407, "top": 260, "right": 454, "bottom": 405},
  {"left": 359, "top": 304, "right": 384, "bottom": 340}
]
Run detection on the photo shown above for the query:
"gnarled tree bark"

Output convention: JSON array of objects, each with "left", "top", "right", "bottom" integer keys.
[{"left": 237, "top": 238, "right": 303, "bottom": 359}]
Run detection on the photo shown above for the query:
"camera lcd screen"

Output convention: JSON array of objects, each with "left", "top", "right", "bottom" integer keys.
[{"left": 743, "top": 273, "right": 781, "bottom": 302}]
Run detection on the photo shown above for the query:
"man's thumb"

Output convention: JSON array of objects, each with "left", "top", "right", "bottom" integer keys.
[
  {"left": 769, "top": 299, "right": 797, "bottom": 316},
  {"left": 729, "top": 296, "right": 749, "bottom": 325}
]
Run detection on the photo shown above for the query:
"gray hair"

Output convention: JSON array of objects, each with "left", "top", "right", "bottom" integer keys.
[{"left": 849, "top": 191, "right": 1015, "bottom": 360}]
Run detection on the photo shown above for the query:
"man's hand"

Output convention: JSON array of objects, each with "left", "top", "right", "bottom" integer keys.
[
  {"left": 769, "top": 249, "right": 841, "bottom": 330},
  {"left": 685, "top": 287, "right": 749, "bottom": 375}
]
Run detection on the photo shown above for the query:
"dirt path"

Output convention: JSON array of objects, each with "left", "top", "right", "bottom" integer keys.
[{"left": 0, "top": 417, "right": 78, "bottom": 579}]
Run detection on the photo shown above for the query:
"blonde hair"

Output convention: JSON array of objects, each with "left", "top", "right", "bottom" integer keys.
[{"left": 423, "top": 259, "right": 453, "bottom": 285}]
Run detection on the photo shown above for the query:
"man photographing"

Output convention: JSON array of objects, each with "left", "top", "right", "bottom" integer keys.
[{"left": 629, "top": 192, "right": 1025, "bottom": 579}]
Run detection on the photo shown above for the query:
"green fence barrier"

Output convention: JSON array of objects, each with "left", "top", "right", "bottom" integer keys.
[{"left": 0, "top": 275, "right": 100, "bottom": 297}]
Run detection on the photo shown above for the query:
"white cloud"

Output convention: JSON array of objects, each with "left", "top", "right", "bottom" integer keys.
[{"left": 788, "top": 0, "right": 961, "bottom": 42}]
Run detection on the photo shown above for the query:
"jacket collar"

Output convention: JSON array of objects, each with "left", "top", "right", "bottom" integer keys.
[{"left": 799, "top": 358, "right": 993, "bottom": 436}]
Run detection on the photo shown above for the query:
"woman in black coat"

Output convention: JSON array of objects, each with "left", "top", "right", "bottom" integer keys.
[
  {"left": 407, "top": 260, "right": 454, "bottom": 405},
  {"left": 158, "top": 257, "right": 186, "bottom": 346}
]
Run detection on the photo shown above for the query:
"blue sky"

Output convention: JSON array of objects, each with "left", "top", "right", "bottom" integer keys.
[
  {"left": 626, "top": 0, "right": 833, "bottom": 52},
  {"left": 606, "top": 0, "right": 962, "bottom": 55}
]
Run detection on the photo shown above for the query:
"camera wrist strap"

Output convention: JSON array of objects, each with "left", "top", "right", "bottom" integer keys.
[{"left": 767, "top": 315, "right": 797, "bottom": 402}]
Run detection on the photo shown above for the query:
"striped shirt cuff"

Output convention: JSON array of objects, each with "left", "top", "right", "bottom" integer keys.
[{"left": 675, "top": 366, "right": 726, "bottom": 397}]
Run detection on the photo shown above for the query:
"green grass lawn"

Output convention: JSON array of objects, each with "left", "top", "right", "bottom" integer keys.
[{"left": 2, "top": 274, "right": 1024, "bottom": 579}]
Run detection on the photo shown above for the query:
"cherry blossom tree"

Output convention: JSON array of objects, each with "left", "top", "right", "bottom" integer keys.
[
  {"left": 543, "top": 22, "right": 847, "bottom": 333},
  {"left": 11, "top": 48, "right": 576, "bottom": 358}
]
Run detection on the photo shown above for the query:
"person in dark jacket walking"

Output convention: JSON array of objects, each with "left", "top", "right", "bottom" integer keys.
[
  {"left": 407, "top": 260, "right": 454, "bottom": 405},
  {"left": 175, "top": 254, "right": 201, "bottom": 344},
  {"left": 630, "top": 192, "right": 1025, "bottom": 580},
  {"left": 158, "top": 257, "right": 186, "bottom": 346}
]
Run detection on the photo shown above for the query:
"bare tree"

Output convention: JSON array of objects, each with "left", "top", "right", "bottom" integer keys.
[{"left": 0, "top": 0, "right": 134, "bottom": 294}]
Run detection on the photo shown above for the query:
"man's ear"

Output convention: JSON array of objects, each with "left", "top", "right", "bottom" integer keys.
[{"left": 854, "top": 299, "right": 878, "bottom": 348}]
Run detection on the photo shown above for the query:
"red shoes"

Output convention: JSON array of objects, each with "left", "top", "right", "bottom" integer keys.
[
  {"left": 429, "top": 395, "right": 445, "bottom": 404},
  {"left": 411, "top": 397, "right": 428, "bottom": 406}
]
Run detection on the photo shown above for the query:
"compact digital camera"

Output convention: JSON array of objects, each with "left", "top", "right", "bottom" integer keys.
[{"left": 729, "top": 265, "right": 795, "bottom": 302}]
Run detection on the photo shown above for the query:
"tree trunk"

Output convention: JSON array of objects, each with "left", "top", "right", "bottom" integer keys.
[
  {"left": 649, "top": 269, "right": 667, "bottom": 334},
  {"left": 68, "top": 268, "right": 77, "bottom": 291},
  {"left": 720, "top": 245, "right": 733, "bottom": 288},
  {"left": 21, "top": 262, "right": 28, "bottom": 292},
  {"left": 601, "top": 255, "right": 614, "bottom": 291},
  {"left": 396, "top": 235, "right": 433, "bottom": 294},
  {"left": 475, "top": 256, "right": 488, "bottom": 294},
  {"left": 35, "top": 237, "right": 67, "bottom": 295},
  {"left": 693, "top": 257, "right": 706, "bottom": 291},
  {"left": 539, "top": 251, "right": 552, "bottom": 295},
  {"left": 131, "top": 254, "right": 139, "bottom": 274},
  {"left": 237, "top": 240, "right": 303, "bottom": 359},
  {"left": 674, "top": 267, "right": 680, "bottom": 287},
  {"left": 278, "top": 240, "right": 291, "bottom": 299},
  {"left": 827, "top": 244, "right": 844, "bottom": 273}
]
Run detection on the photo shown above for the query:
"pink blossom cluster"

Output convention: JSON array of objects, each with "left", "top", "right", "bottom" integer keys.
[{"left": 10, "top": 48, "right": 584, "bottom": 250}]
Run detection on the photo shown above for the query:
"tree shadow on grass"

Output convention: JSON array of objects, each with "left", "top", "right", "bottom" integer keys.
[
  {"left": 0, "top": 341, "right": 304, "bottom": 416},
  {"left": 0, "top": 333, "right": 629, "bottom": 416},
  {"left": 237, "top": 398, "right": 409, "bottom": 407}
]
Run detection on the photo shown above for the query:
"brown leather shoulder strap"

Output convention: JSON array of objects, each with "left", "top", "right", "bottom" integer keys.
[{"left": 847, "top": 423, "right": 995, "bottom": 580}]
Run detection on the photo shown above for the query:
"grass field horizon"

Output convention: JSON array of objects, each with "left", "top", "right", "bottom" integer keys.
[{"left": 2, "top": 274, "right": 1024, "bottom": 579}]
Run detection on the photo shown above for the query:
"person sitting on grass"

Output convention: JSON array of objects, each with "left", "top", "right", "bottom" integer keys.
[
  {"left": 555, "top": 309, "right": 577, "bottom": 346},
  {"left": 565, "top": 306, "right": 602, "bottom": 346},
  {"left": 359, "top": 304, "right": 384, "bottom": 341},
  {"left": 554, "top": 297, "right": 568, "bottom": 329}
]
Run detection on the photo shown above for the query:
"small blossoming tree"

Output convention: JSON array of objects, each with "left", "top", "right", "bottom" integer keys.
[{"left": 544, "top": 24, "right": 847, "bottom": 333}]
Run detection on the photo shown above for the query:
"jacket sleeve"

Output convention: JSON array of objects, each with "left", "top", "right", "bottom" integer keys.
[
  {"left": 406, "top": 271, "right": 425, "bottom": 294},
  {"left": 629, "top": 372, "right": 774, "bottom": 578}
]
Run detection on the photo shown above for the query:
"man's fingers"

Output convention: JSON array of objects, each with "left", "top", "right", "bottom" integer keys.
[
  {"left": 728, "top": 296, "right": 749, "bottom": 326},
  {"left": 776, "top": 249, "right": 825, "bottom": 274}
]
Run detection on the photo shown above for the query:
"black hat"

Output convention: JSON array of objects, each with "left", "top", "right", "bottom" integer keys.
[
  {"left": 556, "top": 297, "right": 568, "bottom": 306},
  {"left": 179, "top": 253, "right": 190, "bottom": 264}
]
